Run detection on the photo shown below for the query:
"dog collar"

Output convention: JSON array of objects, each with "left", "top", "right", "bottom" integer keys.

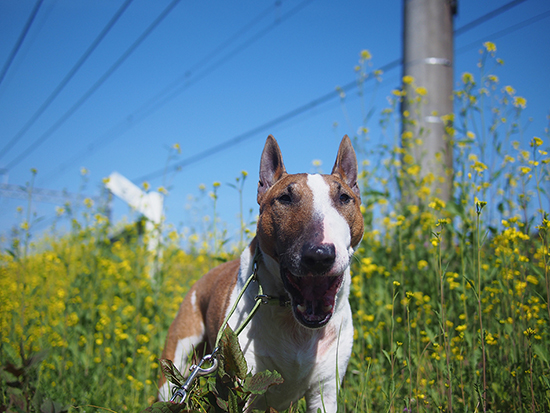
[
  {"left": 252, "top": 246, "right": 291, "bottom": 308},
  {"left": 255, "top": 294, "right": 291, "bottom": 307}
]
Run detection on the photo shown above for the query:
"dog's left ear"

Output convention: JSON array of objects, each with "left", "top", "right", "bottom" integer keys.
[{"left": 331, "top": 135, "right": 360, "bottom": 197}]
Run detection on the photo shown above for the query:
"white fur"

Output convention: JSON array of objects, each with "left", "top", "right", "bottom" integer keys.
[
  {"left": 307, "top": 174, "right": 354, "bottom": 274},
  {"left": 158, "top": 333, "right": 204, "bottom": 401},
  {"left": 219, "top": 175, "right": 356, "bottom": 412},
  {"left": 161, "top": 172, "right": 357, "bottom": 412},
  {"left": 227, "top": 253, "right": 354, "bottom": 412}
]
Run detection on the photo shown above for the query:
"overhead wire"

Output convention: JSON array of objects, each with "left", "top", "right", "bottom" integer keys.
[
  {"left": 0, "top": 0, "right": 44, "bottom": 88},
  {"left": 5, "top": 0, "right": 182, "bottom": 170},
  {"left": 0, "top": 0, "right": 135, "bottom": 161},
  {"left": 134, "top": 0, "right": 536, "bottom": 183},
  {"left": 455, "top": 8, "right": 550, "bottom": 55},
  {"left": 454, "top": 0, "right": 526, "bottom": 36},
  {"left": 40, "top": 0, "right": 312, "bottom": 185},
  {"left": 47, "top": 0, "right": 522, "bottom": 185},
  {"left": 134, "top": 59, "right": 401, "bottom": 183}
]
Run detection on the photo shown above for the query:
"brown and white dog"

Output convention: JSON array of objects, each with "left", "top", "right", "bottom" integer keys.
[{"left": 159, "top": 135, "right": 364, "bottom": 412}]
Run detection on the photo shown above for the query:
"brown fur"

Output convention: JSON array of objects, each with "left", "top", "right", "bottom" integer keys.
[{"left": 159, "top": 258, "right": 240, "bottom": 387}]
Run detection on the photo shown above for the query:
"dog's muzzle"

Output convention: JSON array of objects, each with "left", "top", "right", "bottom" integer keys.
[{"left": 280, "top": 252, "right": 344, "bottom": 329}]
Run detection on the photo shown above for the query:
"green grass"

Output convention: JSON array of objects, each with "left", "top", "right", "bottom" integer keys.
[{"left": 1, "top": 43, "right": 549, "bottom": 413}]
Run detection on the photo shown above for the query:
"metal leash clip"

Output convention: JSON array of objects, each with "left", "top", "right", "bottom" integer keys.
[{"left": 169, "top": 352, "right": 219, "bottom": 404}]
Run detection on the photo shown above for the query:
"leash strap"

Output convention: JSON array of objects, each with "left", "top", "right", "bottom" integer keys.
[
  {"left": 215, "top": 250, "right": 263, "bottom": 349},
  {"left": 172, "top": 247, "right": 274, "bottom": 404}
]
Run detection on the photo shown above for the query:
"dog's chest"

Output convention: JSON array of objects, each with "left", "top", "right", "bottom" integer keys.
[{"left": 236, "top": 307, "right": 340, "bottom": 408}]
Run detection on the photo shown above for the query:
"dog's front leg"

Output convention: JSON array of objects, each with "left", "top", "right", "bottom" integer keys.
[{"left": 305, "top": 380, "right": 339, "bottom": 413}]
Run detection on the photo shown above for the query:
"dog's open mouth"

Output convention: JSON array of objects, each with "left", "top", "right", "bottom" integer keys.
[{"left": 281, "top": 268, "right": 343, "bottom": 328}]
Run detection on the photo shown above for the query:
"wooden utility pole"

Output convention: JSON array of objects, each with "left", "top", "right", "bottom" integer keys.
[{"left": 402, "top": 0, "right": 456, "bottom": 203}]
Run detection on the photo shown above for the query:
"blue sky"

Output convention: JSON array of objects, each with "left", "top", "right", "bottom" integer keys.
[{"left": 1, "top": 0, "right": 549, "bottom": 246}]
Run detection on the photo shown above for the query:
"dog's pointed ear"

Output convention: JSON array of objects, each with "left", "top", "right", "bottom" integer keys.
[
  {"left": 258, "top": 135, "right": 287, "bottom": 204},
  {"left": 331, "top": 135, "right": 360, "bottom": 197}
]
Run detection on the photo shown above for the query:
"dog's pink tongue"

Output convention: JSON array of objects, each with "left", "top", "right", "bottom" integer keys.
[{"left": 296, "top": 277, "right": 337, "bottom": 317}]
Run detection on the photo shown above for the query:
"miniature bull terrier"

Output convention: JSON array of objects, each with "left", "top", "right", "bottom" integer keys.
[{"left": 159, "top": 135, "right": 364, "bottom": 412}]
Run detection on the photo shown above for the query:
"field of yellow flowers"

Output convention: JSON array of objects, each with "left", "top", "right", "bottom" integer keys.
[{"left": 1, "top": 44, "right": 549, "bottom": 413}]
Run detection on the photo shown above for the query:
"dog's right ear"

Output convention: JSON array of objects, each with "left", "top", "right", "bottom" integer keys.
[{"left": 258, "top": 135, "right": 286, "bottom": 204}]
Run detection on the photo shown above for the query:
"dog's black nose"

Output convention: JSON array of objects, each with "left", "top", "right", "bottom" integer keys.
[{"left": 301, "top": 243, "right": 336, "bottom": 274}]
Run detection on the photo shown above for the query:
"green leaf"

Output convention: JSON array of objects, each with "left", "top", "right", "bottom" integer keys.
[
  {"left": 26, "top": 350, "right": 48, "bottom": 369},
  {"left": 219, "top": 327, "right": 247, "bottom": 381},
  {"left": 139, "top": 401, "right": 194, "bottom": 413},
  {"left": 242, "top": 370, "right": 284, "bottom": 395},
  {"left": 40, "top": 399, "right": 68, "bottom": 413},
  {"left": 227, "top": 390, "right": 239, "bottom": 413},
  {"left": 159, "top": 359, "right": 186, "bottom": 388},
  {"left": 381, "top": 349, "right": 391, "bottom": 364}
]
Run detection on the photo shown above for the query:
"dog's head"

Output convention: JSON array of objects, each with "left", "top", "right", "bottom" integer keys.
[{"left": 256, "top": 135, "right": 364, "bottom": 329}]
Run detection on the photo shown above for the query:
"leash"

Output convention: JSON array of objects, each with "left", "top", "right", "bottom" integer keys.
[{"left": 169, "top": 247, "right": 289, "bottom": 404}]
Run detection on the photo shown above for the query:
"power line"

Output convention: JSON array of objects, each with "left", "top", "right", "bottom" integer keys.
[
  {"left": 40, "top": 0, "right": 311, "bottom": 185},
  {"left": 455, "top": 8, "right": 550, "bottom": 55},
  {"left": 135, "top": 58, "right": 402, "bottom": 183},
  {"left": 0, "top": 0, "right": 134, "bottom": 161},
  {"left": 134, "top": 0, "right": 533, "bottom": 183},
  {"left": 5, "top": 0, "right": 182, "bottom": 170},
  {"left": 0, "top": 182, "right": 101, "bottom": 204},
  {"left": 0, "top": 0, "right": 44, "bottom": 88},
  {"left": 454, "top": 0, "right": 526, "bottom": 36},
  {"left": 48, "top": 0, "right": 521, "bottom": 186}
]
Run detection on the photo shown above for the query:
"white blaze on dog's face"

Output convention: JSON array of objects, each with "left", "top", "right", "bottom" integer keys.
[{"left": 256, "top": 136, "right": 364, "bottom": 329}]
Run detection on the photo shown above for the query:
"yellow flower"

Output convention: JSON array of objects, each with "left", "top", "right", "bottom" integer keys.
[
  {"left": 462, "top": 72, "right": 474, "bottom": 84},
  {"left": 483, "top": 41, "right": 497, "bottom": 52},
  {"left": 417, "top": 260, "right": 428, "bottom": 270},
  {"left": 407, "top": 165, "right": 420, "bottom": 176},
  {"left": 416, "top": 86, "right": 427, "bottom": 96},
  {"left": 531, "top": 137, "right": 543, "bottom": 147},
  {"left": 513, "top": 96, "right": 527, "bottom": 108},
  {"left": 471, "top": 161, "right": 488, "bottom": 174},
  {"left": 402, "top": 132, "right": 414, "bottom": 141},
  {"left": 391, "top": 89, "right": 404, "bottom": 97},
  {"left": 504, "top": 85, "right": 515, "bottom": 95},
  {"left": 519, "top": 166, "right": 531, "bottom": 175},
  {"left": 360, "top": 49, "right": 372, "bottom": 60},
  {"left": 402, "top": 75, "right": 414, "bottom": 85},
  {"left": 428, "top": 198, "right": 446, "bottom": 211},
  {"left": 526, "top": 275, "right": 538, "bottom": 285},
  {"left": 67, "top": 312, "right": 79, "bottom": 327}
]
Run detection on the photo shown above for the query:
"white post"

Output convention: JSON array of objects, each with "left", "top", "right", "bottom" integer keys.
[{"left": 105, "top": 171, "right": 164, "bottom": 279}]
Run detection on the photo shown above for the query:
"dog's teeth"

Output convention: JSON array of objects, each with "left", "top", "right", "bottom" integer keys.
[
  {"left": 323, "top": 305, "right": 333, "bottom": 312},
  {"left": 297, "top": 304, "right": 306, "bottom": 313}
]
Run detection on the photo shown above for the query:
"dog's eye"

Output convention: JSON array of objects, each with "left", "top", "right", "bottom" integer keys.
[
  {"left": 278, "top": 194, "right": 292, "bottom": 204},
  {"left": 339, "top": 193, "right": 352, "bottom": 204}
]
